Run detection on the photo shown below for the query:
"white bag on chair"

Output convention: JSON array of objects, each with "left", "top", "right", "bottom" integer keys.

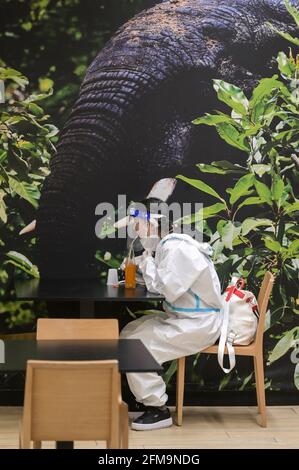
[{"left": 218, "top": 277, "right": 259, "bottom": 373}]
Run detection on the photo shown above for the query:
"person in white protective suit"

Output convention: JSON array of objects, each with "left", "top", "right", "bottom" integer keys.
[{"left": 115, "top": 180, "right": 223, "bottom": 431}]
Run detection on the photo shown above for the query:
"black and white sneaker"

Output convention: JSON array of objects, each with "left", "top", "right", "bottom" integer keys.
[{"left": 131, "top": 406, "right": 173, "bottom": 431}]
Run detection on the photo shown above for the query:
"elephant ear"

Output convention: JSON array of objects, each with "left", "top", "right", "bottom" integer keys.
[{"left": 146, "top": 178, "right": 177, "bottom": 202}]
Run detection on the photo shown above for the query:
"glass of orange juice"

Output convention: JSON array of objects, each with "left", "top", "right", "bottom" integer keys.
[{"left": 125, "top": 262, "right": 137, "bottom": 289}]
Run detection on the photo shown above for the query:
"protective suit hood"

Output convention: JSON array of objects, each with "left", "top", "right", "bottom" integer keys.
[{"left": 160, "top": 233, "right": 213, "bottom": 258}]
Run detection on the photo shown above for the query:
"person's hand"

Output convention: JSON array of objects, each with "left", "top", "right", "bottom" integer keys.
[
  {"left": 138, "top": 249, "right": 153, "bottom": 272},
  {"left": 120, "top": 255, "right": 144, "bottom": 270},
  {"left": 142, "top": 248, "right": 153, "bottom": 260},
  {"left": 120, "top": 257, "right": 127, "bottom": 271}
]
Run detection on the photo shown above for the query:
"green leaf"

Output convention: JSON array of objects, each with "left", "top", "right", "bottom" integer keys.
[
  {"left": 0, "top": 67, "right": 28, "bottom": 87},
  {"left": 219, "top": 371, "right": 233, "bottom": 391},
  {"left": 276, "top": 30, "right": 299, "bottom": 47},
  {"left": 0, "top": 189, "right": 7, "bottom": 223},
  {"left": 284, "top": 0, "right": 299, "bottom": 27},
  {"left": 271, "top": 174, "right": 285, "bottom": 202},
  {"left": 0, "top": 162, "right": 9, "bottom": 184},
  {"left": 0, "top": 150, "right": 7, "bottom": 164},
  {"left": 287, "top": 239, "right": 299, "bottom": 256},
  {"left": 213, "top": 79, "right": 249, "bottom": 115},
  {"left": 254, "top": 180, "right": 272, "bottom": 206},
  {"left": 9, "top": 148, "right": 29, "bottom": 179},
  {"left": 263, "top": 237, "right": 282, "bottom": 253},
  {"left": 250, "top": 76, "right": 281, "bottom": 109},
  {"left": 227, "top": 174, "right": 255, "bottom": 205},
  {"left": 38, "top": 77, "right": 54, "bottom": 93},
  {"left": 241, "top": 218, "right": 273, "bottom": 236},
  {"left": 201, "top": 203, "right": 227, "bottom": 218},
  {"left": 268, "top": 328, "right": 297, "bottom": 363},
  {"left": 21, "top": 21, "right": 32, "bottom": 31},
  {"left": 8, "top": 177, "right": 40, "bottom": 208},
  {"left": 213, "top": 161, "right": 247, "bottom": 175},
  {"left": 221, "top": 221, "right": 241, "bottom": 250},
  {"left": 213, "top": 160, "right": 243, "bottom": 170},
  {"left": 286, "top": 224, "right": 299, "bottom": 235},
  {"left": 94, "top": 250, "right": 120, "bottom": 268},
  {"left": 23, "top": 89, "right": 53, "bottom": 103},
  {"left": 128, "top": 309, "right": 162, "bottom": 317},
  {"left": 239, "top": 371, "right": 254, "bottom": 391},
  {"left": 295, "top": 363, "right": 299, "bottom": 391},
  {"left": 216, "top": 123, "right": 250, "bottom": 152},
  {"left": 192, "top": 113, "right": 235, "bottom": 126},
  {"left": 277, "top": 51, "right": 296, "bottom": 78},
  {"left": 197, "top": 161, "right": 247, "bottom": 175},
  {"left": 44, "top": 124, "right": 59, "bottom": 138},
  {"left": 27, "top": 102, "right": 44, "bottom": 117},
  {"left": 197, "top": 163, "right": 228, "bottom": 174},
  {"left": 15, "top": 140, "right": 34, "bottom": 150},
  {"left": 283, "top": 201, "right": 299, "bottom": 214},
  {"left": 251, "top": 164, "right": 271, "bottom": 177},
  {"left": 181, "top": 203, "right": 227, "bottom": 224},
  {"left": 176, "top": 175, "right": 226, "bottom": 203},
  {"left": 163, "top": 360, "right": 178, "bottom": 386},
  {"left": 5, "top": 251, "right": 40, "bottom": 278}
]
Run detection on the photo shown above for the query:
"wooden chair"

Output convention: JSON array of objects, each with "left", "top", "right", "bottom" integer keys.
[
  {"left": 175, "top": 271, "right": 275, "bottom": 428},
  {"left": 36, "top": 318, "right": 119, "bottom": 340},
  {"left": 19, "top": 360, "right": 128, "bottom": 449}
]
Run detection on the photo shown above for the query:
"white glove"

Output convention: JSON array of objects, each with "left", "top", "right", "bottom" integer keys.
[
  {"left": 142, "top": 249, "right": 153, "bottom": 259},
  {"left": 120, "top": 255, "right": 144, "bottom": 271},
  {"left": 139, "top": 249, "right": 154, "bottom": 272}
]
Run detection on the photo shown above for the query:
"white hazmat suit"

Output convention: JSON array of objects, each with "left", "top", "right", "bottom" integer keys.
[{"left": 120, "top": 232, "right": 223, "bottom": 407}]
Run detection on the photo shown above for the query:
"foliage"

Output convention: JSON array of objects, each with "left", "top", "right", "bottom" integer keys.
[
  {"left": 177, "top": 1, "right": 299, "bottom": 389},
  {"left": 0, "top": 0, "right": 152, "bottom": 329},
  {"left": 268, "top": 0, "right": 299, "bottom": 47},
  {"left": 0, "top": 66, "right": 58, "bottom": 325},
  {"left": 0, "top": 300, "right": 36, "bottom": 329},
  {"left": 0, "top": 0, "right": 157, "bottom": 126}
]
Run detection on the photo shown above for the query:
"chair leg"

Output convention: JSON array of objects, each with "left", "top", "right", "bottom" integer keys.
[
  {"left": 32, "top": 441, "right": 42, "bottom": 449},
  {"left": 19, "top": 432, "right": 31, "bottom": 449},
  {"left": 19, "top": 423, "right": 31, "bottom": 449},
  {"left": 107, "top": 427, "right": 120, "bottom": 449},
  {"left": 107, "top": 438, "right": 119, "bottom": 449},
  {"left": 254, "top": 355, "right": 267, "bottom": 427},
  {"left": 175, "top": 357, "right": 185, "bottom": 426},
  {"left": 120, "top": 402, "right": 129, "bottom": 449}
]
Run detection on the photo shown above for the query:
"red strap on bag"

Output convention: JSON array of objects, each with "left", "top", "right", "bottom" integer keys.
[{"left": 225, "top": 277, "right": 246, "bottom": 302}]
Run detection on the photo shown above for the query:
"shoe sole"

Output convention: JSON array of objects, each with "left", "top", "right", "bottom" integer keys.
[{"left": 131, "top": 417, "right": 173, "bottom": 431}]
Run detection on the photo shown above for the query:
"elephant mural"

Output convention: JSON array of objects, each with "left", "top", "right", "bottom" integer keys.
[{"left": 36, "top": 0, "right": 297, "bottom": 278}]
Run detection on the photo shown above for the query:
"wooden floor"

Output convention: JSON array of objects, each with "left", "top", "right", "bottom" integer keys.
[{"left": 1, "top": 406, "right": 298, "bottom": 449}]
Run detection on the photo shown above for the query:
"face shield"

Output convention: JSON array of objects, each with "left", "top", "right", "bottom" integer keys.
[
  {"left": 126, "top": 207, "right": 163, "bottom": 254},
  {"left": 113, "top": 178, "right": 177, "bottom": 254}
]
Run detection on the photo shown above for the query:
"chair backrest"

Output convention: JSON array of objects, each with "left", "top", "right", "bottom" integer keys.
[
  {"left": 255, "top": 271, "right": 275, "bottom": 347},
  {"left": 36, "top": 318, "right": 119, "bottom": 340},
  {"left": 23, "top": 360, "right": 120, "bottom": 444}
]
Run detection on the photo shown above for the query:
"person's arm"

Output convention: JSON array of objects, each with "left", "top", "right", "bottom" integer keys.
[
  {"left": 139, "top": 241, "right": 209, "bottom": 302},
  {"left": 139, "top": 254, "right": 161, "bottom": 294}
]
